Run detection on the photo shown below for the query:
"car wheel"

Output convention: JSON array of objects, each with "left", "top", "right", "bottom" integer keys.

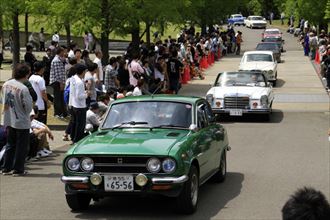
[
  {"left": 212, "top": 150, "right": 227, "bottom": 183},
  {"left": 65, "top": 194, "right": 91, "bottom": 211},
  {"left": 176, "top": 165, "right": 199, "bottom": 214}
]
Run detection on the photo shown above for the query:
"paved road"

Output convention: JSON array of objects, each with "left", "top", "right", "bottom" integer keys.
[{"left": 0, "top": 26, "right": 329, "bottom": 220}]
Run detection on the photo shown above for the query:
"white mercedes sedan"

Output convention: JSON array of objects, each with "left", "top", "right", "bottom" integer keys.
[
  {"left": 239, "top": 51, "right": 278, "bottom": 86},
  {"left": 244, "top": 16, "right": 267, "bottom": 29},
  {"left": 206, "top": 71, "right": 274, "bottom": 120}
]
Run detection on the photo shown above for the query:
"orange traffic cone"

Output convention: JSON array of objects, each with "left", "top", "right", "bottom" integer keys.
[{"left": 315, "top": 49, "right": 320, "bottom": 64}]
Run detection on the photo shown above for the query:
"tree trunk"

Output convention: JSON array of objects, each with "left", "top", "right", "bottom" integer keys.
[
  {"left": 131, "top": 21, "right": 140, "bottom": 54},
  {"left": 0, "top": 14, "right": 3, "bottom": 46},
  {"left": 100, "top": 0, "right": 110, "bottom": 65},
  {"left": 25, "top": 12, "right": 28, "bottom": 46},
  {"left": 64, "top": 21, "right": 71, "bottom": 47},
  {"left": 12, "top": 10, "right": 20, "bottom": 72},
  {"left": 146, "top": 21, "right": 151, "bottom": 47}
]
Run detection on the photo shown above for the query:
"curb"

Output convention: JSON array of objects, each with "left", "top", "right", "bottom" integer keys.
[{"left": 310, "top": 60, "right": 328, "bottom": 91}]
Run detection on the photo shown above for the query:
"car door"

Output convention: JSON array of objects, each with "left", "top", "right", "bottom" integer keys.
[
  {"left": 202, "top": 101, "right": 224, "bottom": 171},
  {"left": 195, "top": 103, "right": 214, "bottom": 181}
]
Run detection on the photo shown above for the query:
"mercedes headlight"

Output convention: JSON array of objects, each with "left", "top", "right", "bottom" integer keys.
[
  {"left": 260, "top": 95, "right": 268, "bottom": 108},
  {"left": 81, "top": 157, "right": 94, "bottom": 172},
  {"left": 162, "top": 158, "right": 176, "bottom": 173},
  {"left": 267, "top": 70, "right": 273, "bottom": 75},
  {"left": 67, "top": 157, "right": 80, "bottom": 171},
  {"left": 147, "top": 158, "right": 161, "bottom": 173},
  {"left": 206, "top": 94, "right": 214, "bottom": 104}
]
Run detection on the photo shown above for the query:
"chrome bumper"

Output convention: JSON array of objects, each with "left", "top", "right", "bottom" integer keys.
[
  {"left": 152, "top": 175, "right": 188, "bottom": 184},
  {"left": 212, "top": 108, "right": 271, "bottom": 114},
  {"left": 61, "top": 176, "right": 89, "bottom": 183}
]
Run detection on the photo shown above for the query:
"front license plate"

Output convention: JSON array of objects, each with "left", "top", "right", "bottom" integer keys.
[
  {"left": 230, "top": 109, "right": 243, "bottom": 116},
  {"left": 104, "top": 175, "right": 134, "bottom": 191}
]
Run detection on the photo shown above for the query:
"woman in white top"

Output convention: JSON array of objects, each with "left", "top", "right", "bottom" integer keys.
[{"left": 133, "top": 79, "right": 144, "bottom": 96}]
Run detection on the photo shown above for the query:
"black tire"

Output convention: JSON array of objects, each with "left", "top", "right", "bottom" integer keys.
[
  {"left": 66, "top": 194, "right": 91, "bottom": 211},
  {"left": 176, "top": 165, "right": 199, "bottom": 214},
  {"left": 272, "top": 79, "right": 277, "bottom": 87},
  {"left": 212, "top": 150, "right": 227, "bottom": 183}
]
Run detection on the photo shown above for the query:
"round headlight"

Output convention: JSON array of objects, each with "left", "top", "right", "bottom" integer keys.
[
  {"left": 90, "top": 173, "right": 102, "bottom": 185},
  {"left": 147, "top": 158, "right": 161, "bottom": 173},
  {"left": 81, "top": 157, "right": 94, "bottom": 172},
  {"left": 162, "top": 158, "right": 176, "bottom": 173},
  {"left": 67, "top": 157, "right": 80, "bottom": 171}
]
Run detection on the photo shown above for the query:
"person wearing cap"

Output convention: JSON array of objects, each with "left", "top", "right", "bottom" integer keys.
[
  {"left": 70, "top": 63, "right": 91, "bottom": 143},
  {"left": 85, "top": 102, "right": 101, "bottom": 132},
  {"left": 29, "top": 61, "right": 50, "bottom": 124}
]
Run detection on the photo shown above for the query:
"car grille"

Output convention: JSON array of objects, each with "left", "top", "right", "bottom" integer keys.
[
  {"left": 224, "top": 97, "right": 250, "bottom": 109},
  {"left": 92, "top": 156, "right": 151, "bottom": 173}
]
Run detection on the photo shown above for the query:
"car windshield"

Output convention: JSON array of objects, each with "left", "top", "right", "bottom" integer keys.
[
  {"left": 234, "top": 15, "right": 242, "bottom": 18},
  {"left": 265, "top": 30, "right": 280, "bottom": 34},
  {"left": 215, "top": 72, "right": 266, "bottom": 87},
  {"left": 256, "top": 44, "right": 279, "bottom": 51},
  {"left": 102, "top": 101, "right": 192, "bottom": 129},
  {"left": 264, "top": 37, "right": 282, "bottom": 42},
  {"left": 246, "top": 54, "right": 273, "bottom": 62},
  {"left": 251, "top": 17, "right": 263, "bottom": 20}
]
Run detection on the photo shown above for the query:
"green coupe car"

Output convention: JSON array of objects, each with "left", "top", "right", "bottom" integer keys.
[{"left": 61, "top": 95, "right": 230, "bottom": 214}]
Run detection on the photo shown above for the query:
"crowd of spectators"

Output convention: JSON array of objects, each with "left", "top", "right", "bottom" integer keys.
[{"left": 0, "top": 24, "right": 245, "bottom": 174}]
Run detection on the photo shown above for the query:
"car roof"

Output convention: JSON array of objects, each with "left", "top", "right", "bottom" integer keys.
[
  {"left": 249, "top": 15, "right": 262, "bottom": 18},
  {"left": 243, "top": 51, "right": 274, "bottom": 55},
  {"left": 111, "top": 95, "right": 203, "bottom": 105},
  {"left": 231, "top": 14, "right": 243, "bottom": 16},
  {"left": 257, "top": 42, "right": 278, "bottom": 45}
]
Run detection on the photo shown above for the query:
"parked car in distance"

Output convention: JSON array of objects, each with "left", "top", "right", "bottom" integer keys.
[
  {"left": 227, "top": 14, "right": 245, "bottom": 26},
  {"left": 244, "top": 16, "right": 267, "bottom": 29},
  {"left": 262, "top": 28, "right": 282, "bottom": 40},
  {"left": 239, "top": 51, "right": 278, "bottom": 86},
  {"left": 61, "top": 95, "right": 230, "bottom": 214},
  {"left": 263, "top": 37, "right": 285, "bottom": 52},
  {"left": 256, "top": 42, "right": 281, "bottom": 63},
  {"left": 206, "top": 71, "right": 274, "bottom": 120}
]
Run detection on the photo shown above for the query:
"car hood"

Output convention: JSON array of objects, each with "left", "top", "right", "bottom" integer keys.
[
  {"left": 239, "top": 62, "right": 275, "bottom": 71},
  {"left": 71, "top": 129, "right": 189, "bottom": 156},
  {"left": 207, "top": 86, "right": 269, "bottom": 99}
]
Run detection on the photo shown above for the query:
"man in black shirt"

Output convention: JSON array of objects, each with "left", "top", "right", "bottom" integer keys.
[
  {"left": 24, "top": 45, "right": 37, "bottom": 73},
  {"left": 167, "top": 50, "right": 183, "bottom": 94}
]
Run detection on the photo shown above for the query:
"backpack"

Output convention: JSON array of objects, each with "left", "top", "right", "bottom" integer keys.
[{"left": 64, "top": 83, "right": 70, "bottom": 105}]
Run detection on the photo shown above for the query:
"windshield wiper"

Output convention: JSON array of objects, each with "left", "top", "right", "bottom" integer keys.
[
  {"left": 152, "top": 124, "right": 187, "bottom": 130},
  {"left": 111, "top": 121, "right": 149, "bottom": 130}
]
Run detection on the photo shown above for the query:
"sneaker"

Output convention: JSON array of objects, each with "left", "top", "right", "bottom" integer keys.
[
  {"left": 43, "top": 148, "right": 53, "bottom": 154},
  {"left": 12, "top": 171, "right": 28, "bottom": 177},
  {"left": 1, "top": 169, "right": 12, "bottom": 175},
  {"left": 37, "top": 150, "right": 49, "bottom": 157},
  {"left": 62, "top": 135, "right": 70, "bottom": 141}
]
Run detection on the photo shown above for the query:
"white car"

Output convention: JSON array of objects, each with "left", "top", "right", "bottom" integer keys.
[
  {"left": 206, "top": 71, "right": 274, "bottom": 120},
  {"left": 239, "top": 51, "right": 278, "bottom": 86},
  {"left": 244, "top": 16, "right": 267, "bottom": 29}
]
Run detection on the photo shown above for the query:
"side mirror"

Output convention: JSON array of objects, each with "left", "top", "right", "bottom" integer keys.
[
  {"left": 263, "top": 18, "right": 266, "bottom": 21},
  {"left": 189, "top": 124, "right": 198, "bottom": 133},
  {"left": 267, "top": 82, "right": 272, "bottom": 87}
]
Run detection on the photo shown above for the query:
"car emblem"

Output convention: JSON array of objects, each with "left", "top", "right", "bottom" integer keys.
[{"left": 117, "top": 158, "right": 123, "bottom": 164}]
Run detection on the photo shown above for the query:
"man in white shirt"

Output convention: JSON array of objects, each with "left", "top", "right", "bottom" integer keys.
[
  {"left": 85, "top": 102, "right": 101, "bottom": 132},
  {"left": 88, "top": 32, "right": 93, "bottom": 52},
  {"left": 52, "top": 31, "right": 60, "bottom": 44},
  {"left": 93, "top": 50, "right": 103, "bottom": 82},
  {"left": 70, "top": 63, "right": 90, "bottom": 143},
  {"left": 29, "top": 61, "right": 49, "bottom": 124}
]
